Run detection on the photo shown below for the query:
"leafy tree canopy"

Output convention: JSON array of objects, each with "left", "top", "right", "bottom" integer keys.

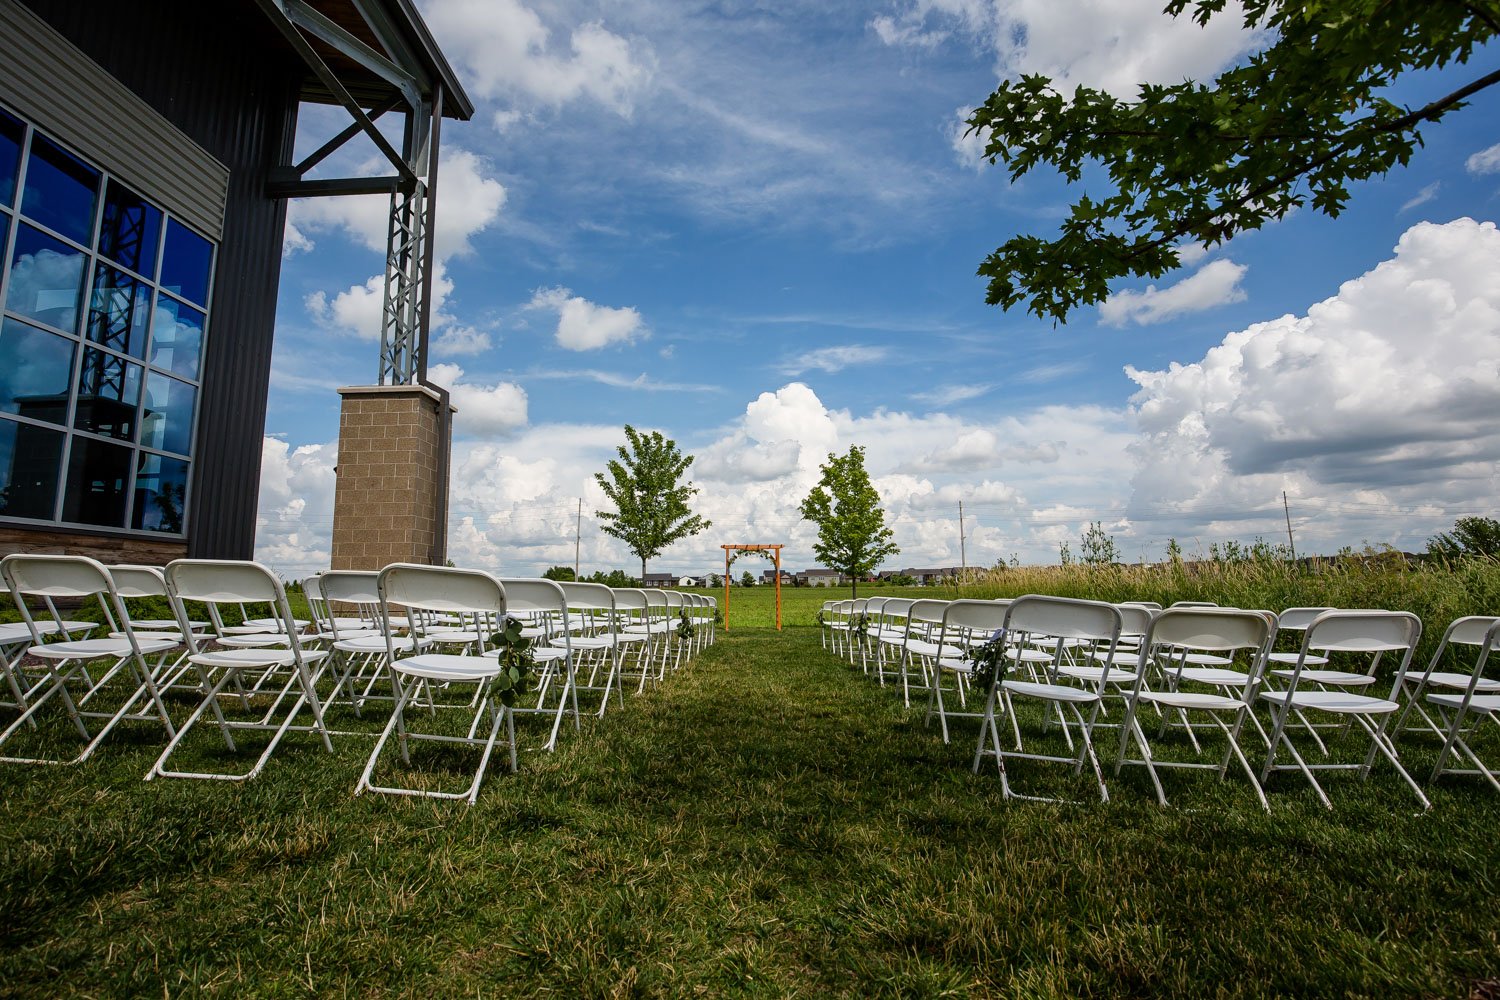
[
  {"left": 542, "top": 566, "right": 576, "bottom": 581},
  {"left": 799, "top": 446, "right": 900, "bottom": 597},
  {"left": 1428, "top": 515, "right": 1500, "bottom": 560},
  {"left": 594, "top": 425, "right": 712, "bottom": 579},
  {"left": 968, "top": 0, "right": 1500, "bottom": 322}
]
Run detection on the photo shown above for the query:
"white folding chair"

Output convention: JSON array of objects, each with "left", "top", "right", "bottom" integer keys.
[
  {"left": 925, "top": 599, "right": 1008, "bottom": 744},
  {"left": 1418, "top": 618, "right": 1500, "bottom": 792},
  {"left": 497, "top": 578, "right": 580, "bottom": 751},
  {"left": 1392, "top": 616, "right": 1500, "bottom": 740},
  {"left": 557, "top": 581, "right": 629, "bottom": 717},
  {"left": 1259, "top": 610, "right": 1429, "bottom": 809},
  {"left": 1115, "top": 608, "right": 1275, "bottom": 810},
  {"left": 611, "top": 588, "right": 658, "bottom": 692},
  {"left": 318, "top": 570, "right": 430, "bottom": 712},
  {"left": 893, "top": 598, "right": 951, "bottom": 708},
  {"left": 148, "top": 559, "right": 331, "bottom": 783},
  {"left": 971, "top": 595, "right": 1123, "bottom": 803},
  {"left": 356, "top": 564, "right": 514, "bottom": 804},
  {"left": 0, "top": 554, "right": 179, "bottom": 765}
]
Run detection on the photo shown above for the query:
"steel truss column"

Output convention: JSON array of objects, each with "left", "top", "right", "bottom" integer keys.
[{"left": 379, "top": 178, "right": 426, "bottom": 384}]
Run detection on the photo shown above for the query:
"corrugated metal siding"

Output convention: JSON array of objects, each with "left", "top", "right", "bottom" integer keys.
[
  {"left": 0, "top": 0, "right": 229, "bottom": 240},
  {"left": 17, "top": 0, "right": 303, "bottom": 560}
]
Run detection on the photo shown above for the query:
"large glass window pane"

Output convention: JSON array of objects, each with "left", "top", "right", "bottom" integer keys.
[
  {"left": 159, "top": 219, "right": 212, "bottom": 306},
  {"left": 87, "top": 266, "right": 150, "bottom": 359},
  {"left": 141, "top": 373, "right": 195, "bottom": 456},
  {"left": 0, "top": 318, "right": 75, "bottom": 422},
  {"left": 6, "top": 223, "right": 86, "bottom": 332},
  {"left": 0, "top": 107, "right": 21, "bottom": 209},
  {"left": 98, "top": 179, "right": 162, "bottom": 277},
  {"left": 21, "top": 133, "right": 98, "bottom": 245},
  {"left": 132, "top": 453, "right": 188, "bottom": 533},
  {"left": 74, "top": 348, "right": 142, "bottom": 441},
  {"left": 149, "top": 295, "right": 203, "bottom": 379},
  {"left": 0, "top": 417, "right": 62, "bottom": 520},
  {"left": 61, "top": 436, "right": 130, "bottom": 527}
]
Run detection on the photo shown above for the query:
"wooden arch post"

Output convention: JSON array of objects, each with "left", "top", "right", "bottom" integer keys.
[{"left": 721, "top": 544, "right": 783, "bottom": 631}]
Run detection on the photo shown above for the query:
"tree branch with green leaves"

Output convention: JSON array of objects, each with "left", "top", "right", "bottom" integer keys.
[{"left": 969, "top": 0, "right": 1500, "bottom": 322}]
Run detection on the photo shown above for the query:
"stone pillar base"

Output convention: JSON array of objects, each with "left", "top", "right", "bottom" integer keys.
[{"left": 331, "top": 384, "right": 453, "bottom": 571}]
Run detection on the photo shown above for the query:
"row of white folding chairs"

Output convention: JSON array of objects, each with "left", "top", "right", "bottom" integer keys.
[
  {"left": 821, "top": 593, "right": 1500, "bottom": 810},
  {"left": 0, "top": 555, "right": 720, "bottom": 804}
]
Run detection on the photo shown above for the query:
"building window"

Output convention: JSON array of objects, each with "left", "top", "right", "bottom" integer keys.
[{"left": 0, "top": 103, "right": 212, "bottom": 537}]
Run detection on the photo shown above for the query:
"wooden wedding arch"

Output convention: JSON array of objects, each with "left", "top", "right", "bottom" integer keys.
[{"left": 721, "top": 544, "right": 783, "bottom": 631}]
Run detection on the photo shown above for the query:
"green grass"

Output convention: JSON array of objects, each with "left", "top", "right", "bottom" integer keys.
[{"left": 2, "top": 625, "right": 1498, "bottom": 997}]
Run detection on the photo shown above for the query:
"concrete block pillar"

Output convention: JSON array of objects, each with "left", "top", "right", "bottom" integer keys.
[{"left": 331, "top": 384, "right": 454, "bottom": 571}]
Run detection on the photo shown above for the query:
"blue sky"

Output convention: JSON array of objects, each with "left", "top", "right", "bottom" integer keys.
[{"left": 255, "top": 0, "right": 1500, "bottom": 580}]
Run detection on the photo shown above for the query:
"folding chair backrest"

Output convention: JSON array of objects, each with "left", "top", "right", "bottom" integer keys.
[
  {"left": 1169, "top": 600, "right": 1218, "bottom": 609},
  {"left": 1122, "top": 601, "right": 1162, "bottom": 611},
  {"left": 3, "top": 553, "right": 115, "bottom": 599},
  {"left": 1005, "top": 594, "right": 1122, "bottom": 643},
  {"left": 663, "top": 591, "right": 685, "bottom": 611},
  {"left": 909, "top": 599, "right": 949, "bottom": 626},
  {"left": 1147, "top": 608, "right": 1273, "bottom": 653},
  {"left": 1440, "top": 615, "right": 1500, "bottom": 649},
  {"left": 1277, "top": 606, "right": 1334, "bottom": 631},
  {"left": 880, "top": 598, "right": 915, "bottom": 621},
  {"left": 108, "top": 564, "right": 168, "bottom": 599},
  {"left": 560, "top": 581, "right": 616, "bottom": 612},
  {"left": 1303, "top": 610, "right": 1420, "bottom": 653},
  {"left": 1116, "top": 604, "right": 1155, "bottom": 638},
  {"left": 613, "top": 588, "right": 649, "bottom": 612},
  {"left": 942, "top": 599, "right": 1008, "bottom": 635},
  {"left": 496, "top": 578, "right": 567, "bottom": 617},
  {"left": 864, "top": 597, "right": 890, "bottom": 616},
  {"left": 166, "top": 559, "right": 283, "bottom": 605},
  {"left": 320, "top": 570, "right": 381, "bottom": 606},
  {"left": 378, "top": 564, "right": 505, "bottom": 616}
]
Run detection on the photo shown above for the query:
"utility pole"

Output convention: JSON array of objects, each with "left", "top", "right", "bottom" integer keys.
[
  {"left": 959, "top": 500, "right": 968, "bottom": 583},
  {"left": 1282, "top": 491, "right": 1297, "bottom": 561},
  {"left": 574, "top": 498, "right": 582, "bottom": 578}
]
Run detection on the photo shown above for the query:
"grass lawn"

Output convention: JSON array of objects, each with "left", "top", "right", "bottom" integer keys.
[{"left": 2, "top": 624, "right": 1498, "bottom": 998}]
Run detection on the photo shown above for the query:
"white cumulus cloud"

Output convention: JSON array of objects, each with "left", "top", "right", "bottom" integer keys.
[
  {"left": 527, "top": 286, "right": 646, "bottom": 351},
  {"left": 428, "top": 362, "right": 529, "bottom": 438},
  {"left": 1100, "top": 259, "right": 1248, "bottom": 326},
  {"left": 1466, "top": 142, "right": 1500, "bottom": 175}
]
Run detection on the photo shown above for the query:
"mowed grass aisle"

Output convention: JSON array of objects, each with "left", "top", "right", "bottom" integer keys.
[{"left": 2, "top": 626, "right": 1498, "bottom": 998}]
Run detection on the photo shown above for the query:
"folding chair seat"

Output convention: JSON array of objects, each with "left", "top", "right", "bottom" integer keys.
[
  {"left": 0, "top": 554, "right": 179, "bottom": 765},
  {"left": 356, "top": 565, "right": 517, "bottom": 804},
  {"left": 495, "top": 578, "right": 580, "bottom": 751},
  {"left": 555, "top": 581, "right": 629, "bottom": 717},
  {"left": 1067, "top": 605, "right": 1156, "bottom": 690},
  {"left": 1115, "top": 608, "right": 1275, "bottom": 809},
  {"left": 971, "top": 595, "right": 1124, "bottom": 803},
  {"left": 1259, "top": 610, "right": 1429, "bottom": 809},
  {"left": 1392, "top": 616, "right": 1500, "bottom": 740},
  {"left": 148, "top": 560, "right": 331, "bottom": 783},
  {"left": 1406, "top": 618, "right": 1500, "bottom": 791}
]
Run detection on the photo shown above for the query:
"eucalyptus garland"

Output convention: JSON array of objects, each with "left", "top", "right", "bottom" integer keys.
[
  {"left": 964, "top": 628, "right": 1011, "bottom": 694},
  {"left": 487, "top": 617, "right": 536, "bottom": 707},
  {"left": 677, "top": 609, "right": 696, "bottom": 640}
]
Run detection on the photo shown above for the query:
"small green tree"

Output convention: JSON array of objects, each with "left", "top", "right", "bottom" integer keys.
[
  {"left": 542, "top": 565, "right": 576, "bottom": 581},
  {"left": 739, "top": 570, "right": 755, "bottom": 587},
  {"left": 1428, "top": 516, "right": 1500, "bottom": 561},
  {"left": 799, "top": 446, "right": 900, "bottom": 598},
  {"left": 1079, "top": 521, "right": 1119, "bottom": 567},
  {"left": 595, "top": 425, "right": 712, "bottom": 581}
]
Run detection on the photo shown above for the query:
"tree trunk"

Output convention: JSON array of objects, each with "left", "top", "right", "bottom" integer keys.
[{"left": 640, "top": 556, "right": 647, "bottom": 586}]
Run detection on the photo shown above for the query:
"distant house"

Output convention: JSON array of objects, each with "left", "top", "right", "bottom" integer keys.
[
  {"left": 884, "top": 567, "right": 965, "bottom": 586},
  {"left": 797, "top": 568, "right": 844, "bottom": 587},
  {"left": 761, "top": 569, "right": 794, "bottom": 585},
  {"left": 642, "top": 572, "right": 676, "bottom": 588}
]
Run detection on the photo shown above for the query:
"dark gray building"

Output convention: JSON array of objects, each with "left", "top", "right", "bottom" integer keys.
[{"left": 0, "top": 0, "right": 470, "bottom": 564}]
